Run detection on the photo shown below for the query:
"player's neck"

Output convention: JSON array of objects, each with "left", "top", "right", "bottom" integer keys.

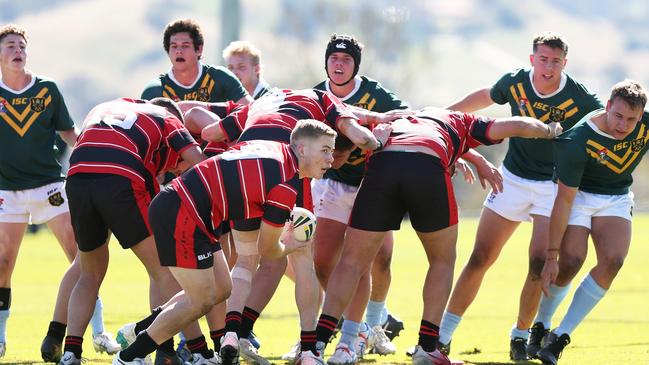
[
  {"left": 532, "top": 74, "right": 561, "bottom": 96},
  {"left": 244, "top": 79, "right": 259, "bottom": 97},
  {"left": 1, "top": 68, "right": 31, "bottom": 91},
  {"left": 591, "top": 111, "right": 611, "bottom": 134},
  {"left": 328, "top": 80, "right": 354, "bottom": 98},
  {"left": 171, "top": 62, "right": 200, "bottom": 86}
]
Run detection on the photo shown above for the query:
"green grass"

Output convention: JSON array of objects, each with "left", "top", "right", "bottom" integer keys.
[{"left": 3, "top": 214, "right": 649, "bottom": 364}]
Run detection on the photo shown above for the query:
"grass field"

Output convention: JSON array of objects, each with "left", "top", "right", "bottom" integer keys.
[{"left": 2, "top": 214, "right": 649, "bottom": 365}]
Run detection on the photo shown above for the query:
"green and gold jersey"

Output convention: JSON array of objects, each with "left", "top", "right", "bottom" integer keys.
[
  {"left": 314, "top": 76, "right": 408, "bottom": 186},
  {"left": 554, "top": 110, "right": 649, "bottom": 195},
  {"left": 491, "top": 68, "right": 602, "bottom": 180},
  {"left": 0, "top": 75, "right": 74, "bottom": 190},
  {"left": 141, "top": 63, "right": 248, "bottom": 102}
]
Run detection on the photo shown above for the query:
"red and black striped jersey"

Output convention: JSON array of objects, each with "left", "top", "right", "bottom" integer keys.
[
  {"left": 385, "top": 108, "right": 501, "bottom": 168},
  {"left": 218, "top": 88, "right": 357, "bottom": 143},
  {"left": 170, "top": 140, "right": 303, "bottom": 239},
  {"left": 68, "top": 98, "right": 198, "bottom": 191}
]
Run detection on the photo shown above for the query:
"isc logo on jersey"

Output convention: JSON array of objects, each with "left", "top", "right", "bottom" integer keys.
[{"left": 290, "top": 207, "right": 317, "bottom": 241}]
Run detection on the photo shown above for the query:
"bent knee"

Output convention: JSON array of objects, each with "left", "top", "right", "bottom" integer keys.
[
  {"left": 466, "top": 249, "right": 497, "bottom": 270},
  {"left": 373, "top": 250, "right": 393, "bottom": 273},
  {"left": 528, "top": 255, "right": 546, "bottom": 280},
  {"left": 601, "top": 255, "right": 625, "bottom": 275}
]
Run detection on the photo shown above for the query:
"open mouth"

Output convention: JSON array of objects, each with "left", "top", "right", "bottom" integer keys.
[
  {"left": 334, "top": 69, "right": 344, "bottom": 75},
  {"left": 12, "top": 57, "right": 23, "bottom": 62},
  {"left": 175, "top": 57, "right": 186, "bottom": 62}
]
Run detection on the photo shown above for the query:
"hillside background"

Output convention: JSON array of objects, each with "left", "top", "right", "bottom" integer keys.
[{"left": 3, "top": 0, "right": 649, "bottom": 212}]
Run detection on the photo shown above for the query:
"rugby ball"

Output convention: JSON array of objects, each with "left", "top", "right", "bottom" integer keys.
[{"left": 290, "top": 207, "right": 317, "bottom": 241}]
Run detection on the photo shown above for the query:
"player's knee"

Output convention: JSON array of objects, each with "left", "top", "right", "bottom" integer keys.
[
  {"left": 231, "top": 266, "right": 253, "bottom": 285},
  {"left": 602, "top": 254, "right": 625, "bottom": 276},
  {"left": 214, "top": 277, "right": 232, "bottom": 304},
  {"left": 559, "top": 253, "right": 584, "bottom": 277},
  {"left": 373, "top": 249, "right": 393, "bottom": 273},
  {"left": 528, "top": 255, "right": 546, "bottom": 280},
  {"left": 466, "top": 249, "right": 495, "bottom": 270}
]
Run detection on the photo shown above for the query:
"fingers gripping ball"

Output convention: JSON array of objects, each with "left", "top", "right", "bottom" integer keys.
[{"left": 290, "top": 207, "right": 317, "bottom": 241}]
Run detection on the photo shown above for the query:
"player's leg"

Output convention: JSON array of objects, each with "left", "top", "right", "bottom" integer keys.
[{"left": 0, "top": 220, "right": 27, "bottom": 359}]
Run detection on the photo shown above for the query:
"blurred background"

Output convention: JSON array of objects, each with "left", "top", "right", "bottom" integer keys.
[{"left": 3, "top": 0, "right": 649, "bottom": 212}]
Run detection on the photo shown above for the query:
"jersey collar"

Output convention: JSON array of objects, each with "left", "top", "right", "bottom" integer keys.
[
  {"left": 324, "top": 76, "right": 362, "bottom": 101},
  {"left": 528, "top": 68, "right": 567, "bottom": 99},
  {"left": 168, "top": 62, "right": 203, "bottom": 89}
]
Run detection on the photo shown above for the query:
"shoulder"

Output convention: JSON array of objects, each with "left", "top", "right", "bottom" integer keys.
[
  {"left": 313, "top": 80, "right": 327, "bottom": 91},
  {"left": 205, "top": 64, "right": 236, "bottom": 78},
  {"left": 563, "top": 74, "right": 599, "bottom": 99}
]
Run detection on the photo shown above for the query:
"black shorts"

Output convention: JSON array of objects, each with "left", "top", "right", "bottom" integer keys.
[
  {"left": 231, "top": 178, "right": 313, "bottom": 232},
  {"left": 66, "top": 174, "right": 154, "bottom": 252},
  {"left": 149, "top": 187, "right": 221, "bottom": 269},
  {"left": 349, "top": 152, "right": 458, "bottom": 233}
]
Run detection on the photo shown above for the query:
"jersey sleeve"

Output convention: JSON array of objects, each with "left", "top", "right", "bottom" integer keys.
[
  {"left": 163, "top": 115, "right": 199, "bottom": 153},
  {"left": 459, "top": 112, "right": 500, "bottom": 147},
  {"left": 319, "top": 91, "right": 359, "bottom": 128},
  {"left": 553, "top": 135, "right": 587, "bottom": 188},
  {"left": 140, "top": 78, "right": 163, "bottom": 100},
  {"left": 219, "top": 104, "right": 250, "bottom": 142},
  {"left": 262, "top": 177, "right": 300, "bottom": 227},
  {"left": 490, "top": 70, "right": 519, "bottom": 105},
  {"left": 48, "top": 82, "right": 75, "bottom": 131},
  {"left": 211, "top": 67, "right": 249, "bottom": 102},
  {"left": 208, "top": 101, "right": 241, "bottom": 119}
]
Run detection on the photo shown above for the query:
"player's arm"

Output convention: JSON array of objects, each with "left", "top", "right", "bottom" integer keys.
[
  {"left": 57, "top": 127, "right": 79, "bottom": 147},
  {"left": 185, "top": 107, "right": 221, "bottom": 138},
  {"left": 349, "top": 106, "right": 412, "bottom": 125},
  {"left": 461, "top": 149, "right": 503, "bottom": 193},
  {"left": 488, "top": 116, "right": 562, "bottom": 140},
  {"left": 445, "top": 87, "right": 494, "bottom": 112},
  {"left": 178, "top": 101, "right": 210, "bottom": 113},
  {"left": 336, "top": 118, "right": 382, "bottom": 150},
  {"left": 258, "top": 221, "right": 308, "bottom": 259},
  {"left": 236, "top": 95, "right": 254, "bottom": 105},
  {"left": 541, "top": 181, "right": 578, "bottom": 296},
  {"left": 178, "top": 146, "right": 207, "bottom": 170}
]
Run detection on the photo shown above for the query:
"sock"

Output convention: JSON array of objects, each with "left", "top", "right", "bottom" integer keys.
[
  {"left": 535, "top": 283, "right": 571, "bottom": 329},
  {"left": 63, "top": 335, "right": 83, "bottom": 359},
  {"left": 89, "top": 297, "right": 105, "bottom": 336},
  {"left": 418, "top": 320, "right": 440, "bottom": 352},
  {"left": 240, "top": 307, "right": 260, "bottom": 339},
  {"left": 555, "top": 274, "right": 606, "bottom": 336},
  {"left": 300, "top": 330, "right": 317, "bottom": 353},
  {"left": 339, "top": 320, "right": 361, "bottom": 347},
  {"left": 0, "top": 310, "right": 8, "bottom": 344},
  {"left": 210, "top": 329, "right": 225, "bottom": 351},
  {"left": 225, "top": 311, "right": 242, "bottom": 334},
  {"left": 121, "top": 331, "right": 158, "bottom": 361},
  {"left": 510, "top": 323, "right": 529, "bottom": 340},
  {"left": 380, "top": 306, "right": 389, "bottom": 325},
  {"left": 0, "top": 288, "right": 10, "bottom": 343},
  {"left": 316, "top": 314, "right": 339, "bottom": 344},
  {"left": 365, "top": 301, "right": 385, "bottom": 328},
  {"left": 134, "top": 307, "right": 163, "bottom": 335},
  {"left": 158, "top": 337, "right": 175, "bottom": 354},
  {"left": 186, "top": 335, "right": 212, "bottom": 358},
  {"left": 438, "top": 311, "right": 461, "bottom": 345},
  {"left": 47, "top": 321, "right": 67, "bottom": 342}
]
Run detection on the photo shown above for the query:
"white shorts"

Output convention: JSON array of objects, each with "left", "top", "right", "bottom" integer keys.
[
  {"left": 311, "top": 178, "right": 359, "bottom": 224},
  {"left": 568, "top": 191, "right": 634, "bottom": 229},
  {"left": 0, "top": 181, "right": 69, "bottom": 224},
  {"left": 483, "top": 166, "right": 556, "bottom": 222}
]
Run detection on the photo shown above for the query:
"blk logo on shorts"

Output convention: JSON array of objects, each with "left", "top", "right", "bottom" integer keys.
[{"left": 48, "top": 192, "right": 65, "bottom": 206}]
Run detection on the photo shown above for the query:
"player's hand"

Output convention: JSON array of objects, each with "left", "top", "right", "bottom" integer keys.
[
  {"left": 280, "top": 223, "right": 311, "bottom": 255},
  {"left": 454, "top": 158, "right": 476, "bottom": 184},
  {"left": 372, "top": 123, "right": 392, "bottom": 149},
  {"left": 475, "top": 159, "right": 503, "bottom": 193},
  {"left": 545, "top": 122, "right": 563, "bottom": 139},
  {"left": 541, "top": 258, "right": 560, "bottom": 297}
]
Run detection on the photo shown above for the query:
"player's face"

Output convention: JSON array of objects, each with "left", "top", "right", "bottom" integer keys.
[
  {"left": 0, "top": 34, "right": 27, "bottom": 72},
  {"left": 529, "top": 44, "right": 566, "bottom": 92},
  {"left": 299, "top": 135, "right": 335, "bottom": 179},
  {"left": 327, "top": 52, "right": 355, "bottom": 84},
  {"left": 226, "top": 54, "right": 259, "bottom": 88},
  {"left": 604, "top": 97, "right": 644, "bottom": 140},
  {"left": 168, "top": 32, "right": 201, "bottom": 71}
]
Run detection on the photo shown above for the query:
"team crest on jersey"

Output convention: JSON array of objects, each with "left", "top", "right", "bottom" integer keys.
[
  {"left": 0, "top": 197, "right": 4, "bottom": 211},
  {"left": 597, "top": 148, "right": 609, "bottom": 165},
  {"left": 549, "top": 107, "right": 566, "bottom": 123},
  {"left": 631, "top": 138, "right": 645, "bottom": 152},
  {"left": 197, "top": 87, "right": 210, "bottom": 101},
  {"left": 48, "top": 192, "right": 64, "bottom": 207},
  {"left": 30, "top": 97, "right": 46, "bottom": 112},
  {"left": 354, "top": 102, "right": 369, "bottom": 109},
  {"left": 517, "top": 98, "right": 528, "bottom": 113},
  {"left": 0, "top": 99, "right": 6, "bottom": 113}
]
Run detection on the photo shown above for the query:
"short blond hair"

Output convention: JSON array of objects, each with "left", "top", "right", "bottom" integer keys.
[
  {"left": 222, "top": 40, "right": 262, "bottom": 66},
  {"left": 290, "top": 119, "right": 337, "bottom": 147},
  {"left": 609, "top": 79, "right": 647, "bottom": 111}
]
